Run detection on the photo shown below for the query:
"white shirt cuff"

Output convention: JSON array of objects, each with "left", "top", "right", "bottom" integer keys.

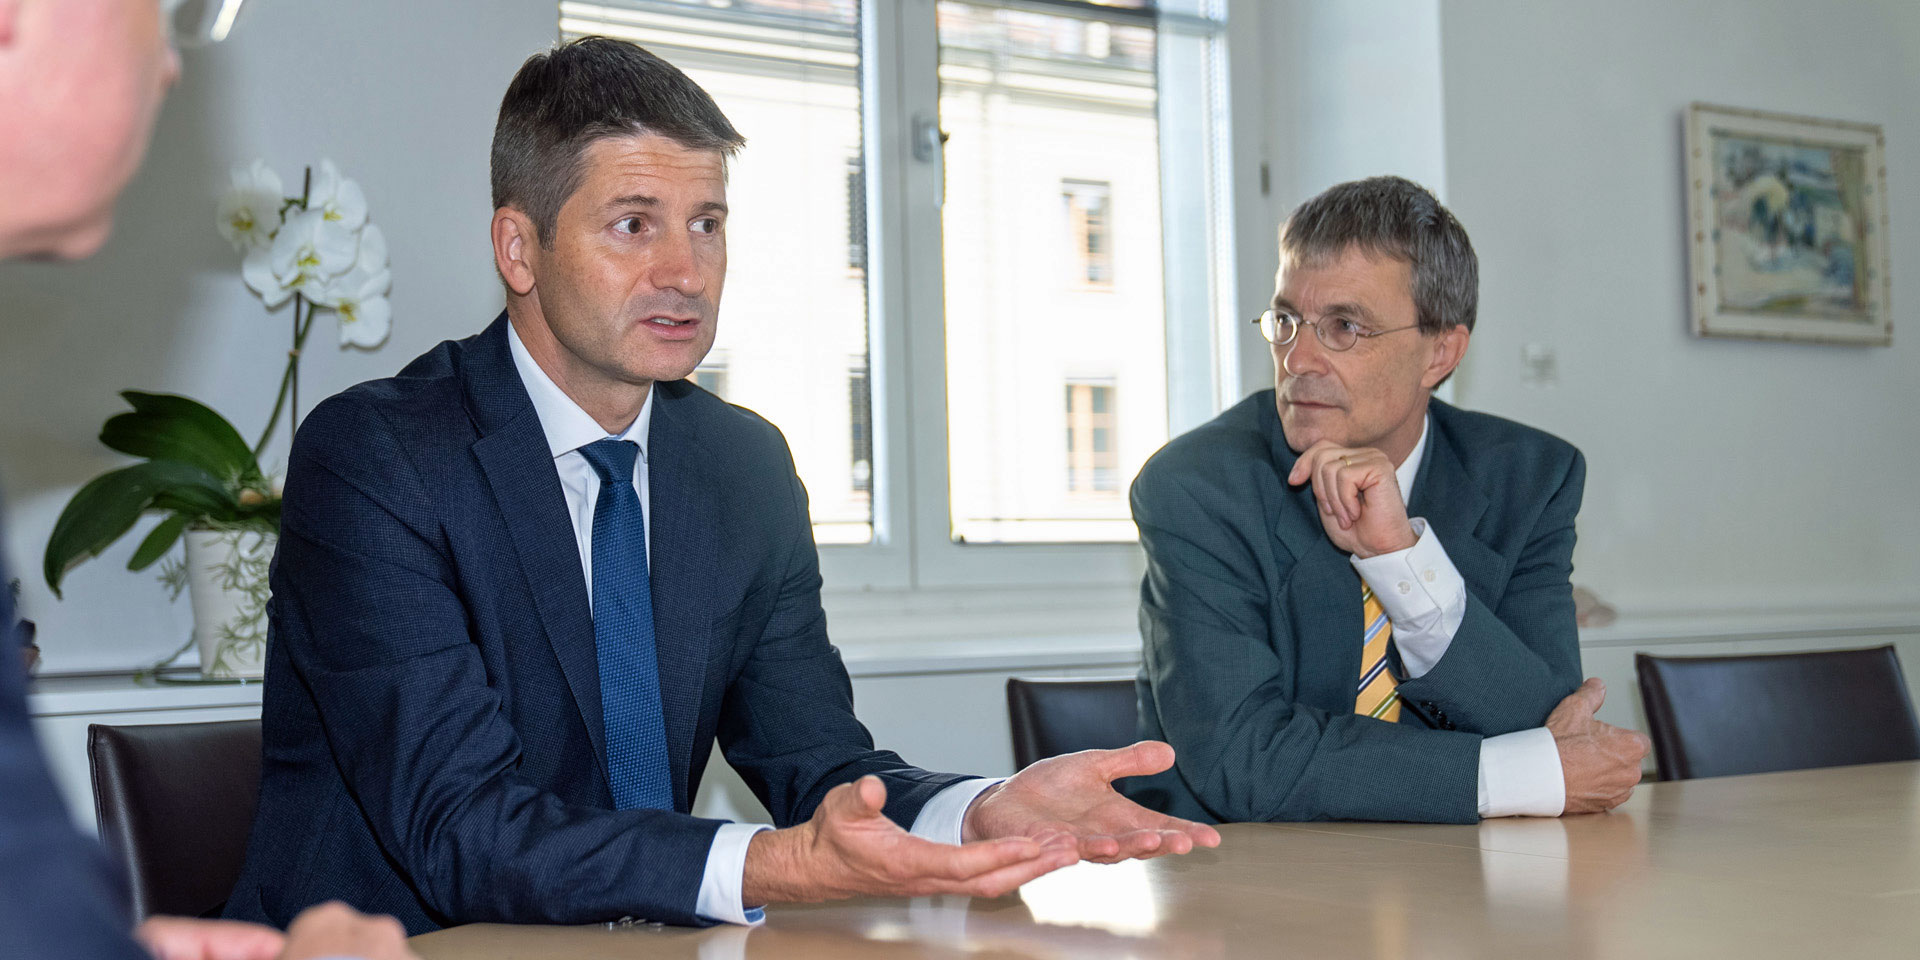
[
  {"left": 1476, "top": 727, "right": 1566, "bottom": 818},
  {"left": 910, "top": 778, "right": 1005, "bottom": 845},
  {"left": 695, "top": 822, "right": 774, "bottom": 925},
  {"left": 1350, "top": 517, "right": 1467, "bottom": 678}
]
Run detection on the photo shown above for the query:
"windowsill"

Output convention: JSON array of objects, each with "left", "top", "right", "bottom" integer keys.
[
  {"left": 28, "top": 672, "right": 265, "bottom": 718},
  {"left": 1574, "top": 604, "right": 1920, "bottom": 648},
  {"left": 28, "top": 600, "right": 1920, "bottom": 716}
]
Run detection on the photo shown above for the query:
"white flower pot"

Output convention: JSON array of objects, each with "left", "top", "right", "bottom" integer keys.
[{"left": 184, "top": 528, "right": 276, "bottom": 679}]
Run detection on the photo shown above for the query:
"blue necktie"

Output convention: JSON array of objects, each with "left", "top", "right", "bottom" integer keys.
[{"left": 579, "top": 438, "right": 673, "bottom": 811}]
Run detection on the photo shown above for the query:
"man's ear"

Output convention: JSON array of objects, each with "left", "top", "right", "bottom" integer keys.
[
  {"left": 491, "top": 208, "right": 538, "bottom": 297},
  {"left": 1421, "top": 325, "right": 1470, "bottom": 390},
  {"left": 0, "top": 0, "right": 21, "bottom": 46}
]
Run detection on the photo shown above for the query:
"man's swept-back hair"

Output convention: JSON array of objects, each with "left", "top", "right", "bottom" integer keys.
[
  {"left": 490, "top": 37, "right": 745, "bottom": 248},
  {"left": 1278, "top": 176, "right": 1477, "bottom": 334}
]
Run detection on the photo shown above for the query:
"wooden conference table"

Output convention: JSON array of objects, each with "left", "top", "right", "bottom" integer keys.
[{"left": 412, "top": 761, "right": 1920, "bottom": 958}]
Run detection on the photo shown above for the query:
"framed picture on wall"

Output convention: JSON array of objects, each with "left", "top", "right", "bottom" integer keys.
[{"left": 1685, "top": 102, "right": 1891, "bottom": 346}]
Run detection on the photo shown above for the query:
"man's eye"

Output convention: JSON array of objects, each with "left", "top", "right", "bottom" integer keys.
[
  {"left": 615, "top": 216, "right": 643, "bottom": 235},
  {"left": 691, "top": 217, "right": 720, "bottom": 235},
  {"left": 1334, "top": 318, "right": 1365, "bottom": 336}
]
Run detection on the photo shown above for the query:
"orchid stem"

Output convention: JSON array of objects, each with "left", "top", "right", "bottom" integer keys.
[
  {"left": 253, "top": 298, "right": 316, "bottom": 459},
  {"left": 251, "top": 165, "right": 315, "bottom": 462}
]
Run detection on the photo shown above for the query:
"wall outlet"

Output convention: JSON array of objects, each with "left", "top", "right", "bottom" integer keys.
[{"left": 1521, "top": 343, "right": 1558, "bottom": 386}]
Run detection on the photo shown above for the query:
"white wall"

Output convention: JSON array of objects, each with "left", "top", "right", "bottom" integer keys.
[
  {"left": 1, "top": 0, "right": 553, "bottom": 673},
  {"left": 1437, "top": 0, "right": 1920, "bottom": 616},
  {"left": 1241, "top": 0, "right": 1449, "bottom": 396}
]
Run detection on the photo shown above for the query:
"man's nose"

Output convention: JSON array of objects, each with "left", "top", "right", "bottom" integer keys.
[
  {"left": 648, "top": 230, "right": 705, "bottom": 297},
  {"left": 1281, "top": 324, "right": 1330, "bottom": 379}
]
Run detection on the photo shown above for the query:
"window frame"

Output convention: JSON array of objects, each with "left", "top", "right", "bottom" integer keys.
[{"left": 563, "top": 0, "right": 1238, "bottom": 593}]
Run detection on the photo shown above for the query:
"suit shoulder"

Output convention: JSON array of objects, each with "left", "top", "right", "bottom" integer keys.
[
  {"left": 294, "top": 338, "right": 473, "bottom": 463},
  {"left": 1431, "top": 402, "right": 1583, "bottom": 486},
  {"left": 1134, "top": 392, "right": 1275, "bottom": 508},
  {"left": 666, "top": 381, "right": 788, "bottom": 447},
  {"left": 659, "top": 381, "right": 801, "bottom": 485}
]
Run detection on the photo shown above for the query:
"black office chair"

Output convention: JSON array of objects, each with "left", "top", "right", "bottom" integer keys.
[
  {"left": 1006, "top": 677, "right": 1139, "bottom": 769},
  {"left": 1636, "top": 646, "right": 1920, "bottom": 781},
  {"left": 88, "top": 719, "right": 263, "bottom": 922}
]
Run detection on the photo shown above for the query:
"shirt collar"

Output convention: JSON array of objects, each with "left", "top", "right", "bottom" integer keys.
[
  {"left": 507, "top": 321, "right": 652, "bottom": 462},
  {"left": 1395, "top": 414, "right": 1430, "bottom": 499}
]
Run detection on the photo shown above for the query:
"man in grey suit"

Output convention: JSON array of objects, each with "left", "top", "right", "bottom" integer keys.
[{"left": 1126, "top": 177, "right": 1649, "bottom": 824}]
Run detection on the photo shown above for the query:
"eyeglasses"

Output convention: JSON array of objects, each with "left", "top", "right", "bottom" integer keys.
[
  {"left": 162, "top": 0, "right": 246, "bottom": 49},
  {"left": 1253, "top": 309, "right": 1421, "bottom": 352}
]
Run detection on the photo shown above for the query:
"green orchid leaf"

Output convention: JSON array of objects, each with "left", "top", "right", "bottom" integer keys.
[
  {"left": 44, "top": 459, "right": 238, "bottom": 597},
  {"left": 100, "top": 392, "right": 260, "bottom": 484},
  {"left": 128, "top": 513, "right": 189, "bottom": 571}
]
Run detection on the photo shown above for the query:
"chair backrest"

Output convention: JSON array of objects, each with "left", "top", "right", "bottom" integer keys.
[
  {"left": 1636, "top": 646, "right": 1920, "bottom": 781},
  {"left": 1006, "top": 677, "right": 1139, "bottom": 769},
  {"left": 88, "top": 719, "right": 263, "bottom": 922}
]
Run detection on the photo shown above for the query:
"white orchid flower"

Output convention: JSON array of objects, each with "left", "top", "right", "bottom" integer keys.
[
  {"left": 308, "top": 159, "right": 368, "bottom": 231},
  {"left": 318, "top": 223, "right": 392, "bottom": 348},
  {"left": 270, "top": 209, "right": 359, "bottom": 300},
  {"left": 326, "top": 275, "right": 392, "bottom": 349},
  {"left": 216, "top": 160, "right": 285, "bottom": 252},
  {"left": 240, "top": 245, "right": 294, "bottom": 307},
  {"left": 351, "top": 222, "right": 388, "bottom": 275}
]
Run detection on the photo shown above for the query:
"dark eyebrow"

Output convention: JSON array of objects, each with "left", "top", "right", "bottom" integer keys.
[
  {"left": 1272, "top": 297, "right": 1378, "bottom": 324},
  {"left": 602, "top": 196, "right": 728, "bottom": 218},
  {"left": 1321, "top": 301, "right": 1376, "bottom": 323},
  {"left": 604, "top": 194, "right": 659, "bottom": 211}
]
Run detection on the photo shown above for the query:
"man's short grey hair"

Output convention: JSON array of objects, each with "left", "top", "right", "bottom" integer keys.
[{"left": 1278, "top": 176, "right": 1477, "bottom": 335}]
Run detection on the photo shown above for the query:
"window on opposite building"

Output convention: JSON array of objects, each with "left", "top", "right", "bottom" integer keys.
[
  {"left": 1062, "top": 179, "right": 1113, "bottom": 287},
  {"left": 1065, "top": 379, "right": 1118, "bottom": 495}
]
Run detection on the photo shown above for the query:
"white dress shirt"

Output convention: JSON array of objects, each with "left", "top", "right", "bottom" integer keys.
[
  {"left": 1346, "top": 417, "right": 1566, "bottom": 819},
  {"left": 507, "top": 325, "right": 992, "bottom": 924}
]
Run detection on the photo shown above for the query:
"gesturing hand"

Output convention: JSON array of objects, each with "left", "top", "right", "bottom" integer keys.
[
  {"left": 133, "top": 903, "right": 417, "bottom": 960},
  {"left": 132, "top": 917, "right": 285, "bottom": 960},
  {"left": 1285, "top": 440, "right": 1417, "bottom": 558},
  {"left": 741, "top": 775, "right": 1080, "bottom": 906},
  {"left": 963, "top": 741, "right": 1222, "bottom": 864},
  {"left": 1548, "top": 678, "right": 1652, "bottom": 815}
]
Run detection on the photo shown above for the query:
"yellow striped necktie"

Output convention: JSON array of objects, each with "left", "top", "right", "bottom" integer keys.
[{"left": 1356, "top": 582, "right": 1401, "bottom": 722}]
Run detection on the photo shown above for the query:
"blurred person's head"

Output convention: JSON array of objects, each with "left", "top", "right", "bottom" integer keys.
[
  {"left": 0, "top": 0, "right": 181, "bottom": 260},
  {"left": 1267, "top": 176, "right": 1475, "bottom": 463}
]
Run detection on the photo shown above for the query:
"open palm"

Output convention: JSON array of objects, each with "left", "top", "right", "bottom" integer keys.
[{"left": 964, "top": 741, "right": 1222, "bottom": 863}]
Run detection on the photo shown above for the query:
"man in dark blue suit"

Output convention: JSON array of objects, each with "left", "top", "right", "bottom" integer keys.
[
  {"left": 1126, "top": 177, "right": 1650, "bottom": 825},
  {"left": 225, "top": 38, "right": 1217, "bottom": 934},
  {"left": 0, "top": 2, "right": 417, "bottom": 958}
]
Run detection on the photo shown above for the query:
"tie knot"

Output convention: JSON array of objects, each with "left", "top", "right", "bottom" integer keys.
[{"left": 579, "top": 438, "right": 640, "bottom": 484}]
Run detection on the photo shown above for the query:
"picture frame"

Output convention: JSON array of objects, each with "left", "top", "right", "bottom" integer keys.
[{"left": 1685, "top": 102, "right": 1891, "bottom": 346}]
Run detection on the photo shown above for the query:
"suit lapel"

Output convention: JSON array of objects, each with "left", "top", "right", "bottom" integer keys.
[
  {"left": 463, "top": 316, "right": 609, "bottom": 787},
  {"left": 1263, "top": 404, "right": 1365, "bottom": 704},
  {"left": 1408, "top": 403, "right": 1510, "bottom": 599},
  {"left": 643, "top": 385, "right": 717, "bottom": 811}
]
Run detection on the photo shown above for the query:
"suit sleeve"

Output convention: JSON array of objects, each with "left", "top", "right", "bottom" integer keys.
[
  {"left": 0, "top": 555, "right": 149, "bottom": 960},
  {"left": 1392, "top": 449, "right": 1586, "bottom": 735},
  {"left": 273, "top": 396, "right": 723, "bottom": 927},
  {"left": 1133, "top": 469, "right": 1483, "bottom": 824},
  {"left": 715, "top": 436, "right": 972, "bottom": 829}
]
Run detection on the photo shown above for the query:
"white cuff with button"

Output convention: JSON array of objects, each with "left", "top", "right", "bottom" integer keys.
[{"left": 1349, "top": 518, "right": 1469, "bottom": 679}]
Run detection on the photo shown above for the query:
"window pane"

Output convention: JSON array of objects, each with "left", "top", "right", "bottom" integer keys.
[
  {"left": 561, "top": 0, "right": 872, "bottom": 544},
  {"left": 939, "top": 0, "right": 1167, "bottom": 543}
]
